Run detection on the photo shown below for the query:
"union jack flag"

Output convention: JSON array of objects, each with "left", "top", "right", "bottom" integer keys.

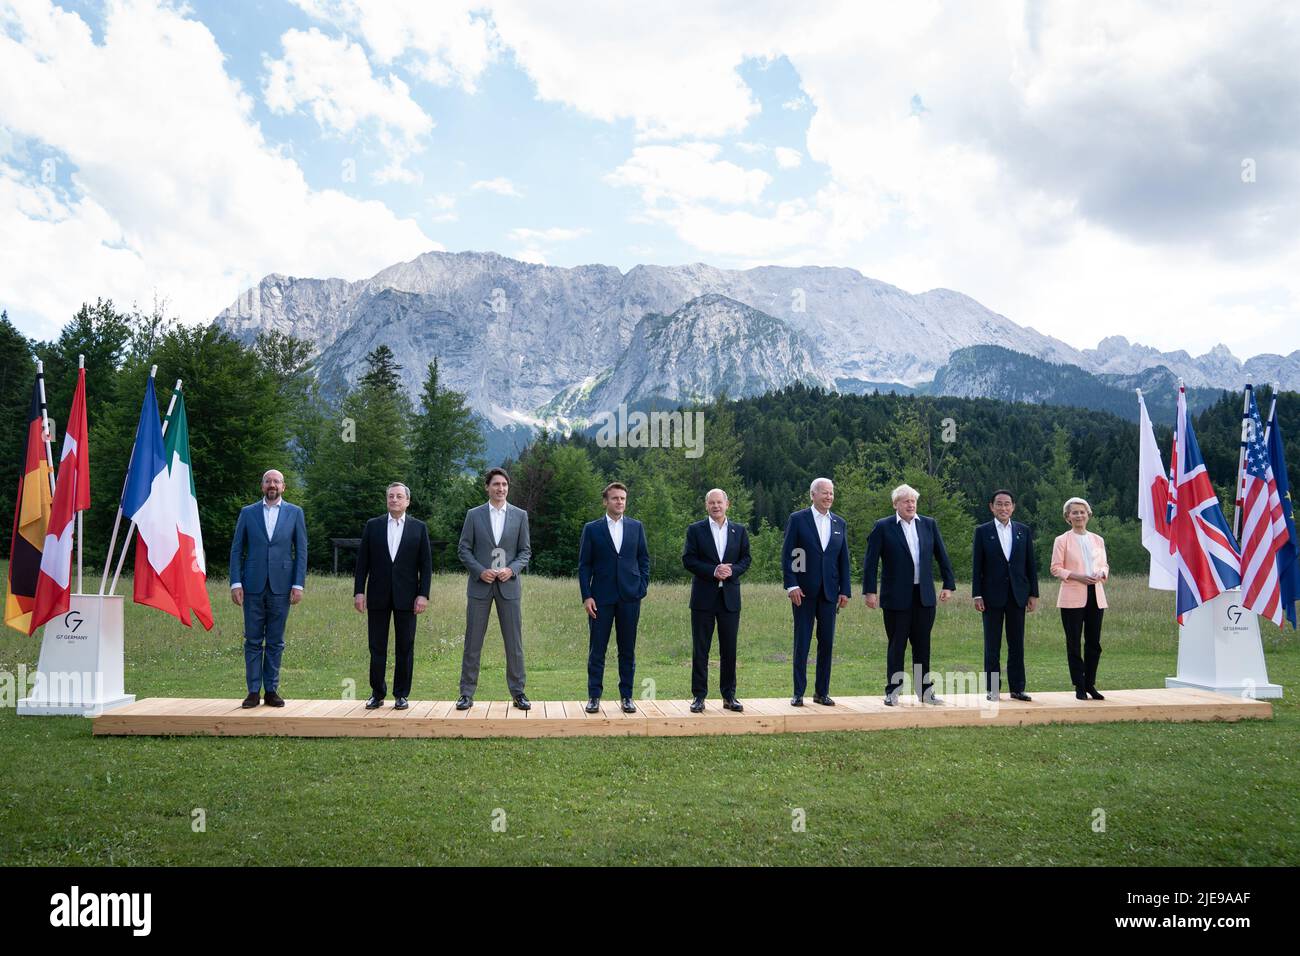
[
  {"left": 1238, "top": 389, "right": 1290, "bottom": 625},
  {"left": 1173, "top": 385, "right": 1241, "bottom": 622}
]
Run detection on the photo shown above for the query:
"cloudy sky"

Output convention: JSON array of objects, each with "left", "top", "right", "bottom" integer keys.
[{"left": 2, "top": 0, "right": 1297, "bottom": 359}]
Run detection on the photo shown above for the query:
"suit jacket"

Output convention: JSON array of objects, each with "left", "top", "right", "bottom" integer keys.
[
  {"left": 781, "top": 508, "right": 851, "bottom": 602},
  {"left": 458, "top": 502, "right": 531, "bottom": 601},
  {"left": 971, "top": 520, "right": 1039, "bottom": 608},
  {"left": 862, "top": 514, "right": 956, "bottom": 610},
  {"left": 353, "top": 515, "right": 432, "bottom": 611},
  {"left": 1050, "top": 530, "right": 1109, "bottom": 608},
  {"left": 578, "top": 516, "right": 650, "bottom": 605},
  {"left": 229, "top": 500, "right": 307, "bottom": 595},
  {"left": 682, "top": 518, "right": 752, "bottom": 612}
]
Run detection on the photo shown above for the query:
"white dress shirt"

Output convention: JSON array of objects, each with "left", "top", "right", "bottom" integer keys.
[
  {"left": 387, "top": 515, "right": 405, "bottom": 562},
  {"left": 996, "top": 519, "right": 1013, "bottom": 561},
  {"left": 711, "top": 518, "right": 729, "bottom": 562},
  {"left": 813, "top": 507, "right": 831, "bottom": 551},
  {"left": 606, "top": 514, "right": 624, "bottom": 553},
  {"left": 897, "top": 514, "right": 921, "bottom": 584},
  {"left": 488, "top": 501, "right": 507, "bottom": 545},
  {"left": 262, "top": 499, "right": 281, "bottom": 540}
]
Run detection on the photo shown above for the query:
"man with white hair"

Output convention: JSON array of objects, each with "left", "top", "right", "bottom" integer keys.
[
  {"left": 863, "top": 483, "right": 955, "bottom": 705},
  {"left": 781, "top": 478, "right": 851, "bottom": 706},
  {"left": 230, "top": 468, "right": 307, "bottom": 708}
]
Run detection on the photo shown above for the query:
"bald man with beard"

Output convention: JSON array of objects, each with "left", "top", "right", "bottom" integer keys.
[{"left": 230, "top": 469, "right": 307, "bottom": 708}]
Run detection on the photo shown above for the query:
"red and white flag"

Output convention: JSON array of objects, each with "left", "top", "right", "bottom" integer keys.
[
  {"left": 31, "top": 367, "right": 91, "bottom": 629},
  {"left": 1137, "top": 391, "right": 1177, "bottom": 590}
]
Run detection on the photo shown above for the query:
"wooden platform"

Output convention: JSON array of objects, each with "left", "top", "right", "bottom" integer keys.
[{"left": 90, "top": 688, "right": 1272, "bottom": 739}]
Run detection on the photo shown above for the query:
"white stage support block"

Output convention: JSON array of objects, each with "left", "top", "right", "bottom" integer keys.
[
  {"left": 1167, "top": 589, "right": 1284, "bottom": 699},
  {"left": 17, "top": 594, "right": 135, "bottom": 716}
]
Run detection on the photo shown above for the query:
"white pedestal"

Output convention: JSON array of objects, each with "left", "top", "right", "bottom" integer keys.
[
  {"left": 1166, "top": 590, "right": 1283, "bottom": 699},
  {"left": 17, "top": 594, "right": 135, "bottom": 716}
]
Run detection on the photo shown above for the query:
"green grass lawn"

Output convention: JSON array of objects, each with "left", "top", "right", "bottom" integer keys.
[{"left": 1, "top": 565, "right": 1296, "bottom": 866}]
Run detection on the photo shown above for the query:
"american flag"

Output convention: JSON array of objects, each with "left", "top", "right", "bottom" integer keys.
[
  {"left": 1238, "top": 389, "right": 1290, "bottom": 625},
  {"left": 1173, "top": 385, "right": 1241, "bottom": 623}
]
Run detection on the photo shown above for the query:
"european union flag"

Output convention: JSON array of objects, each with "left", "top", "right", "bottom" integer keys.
[{"left": 1267, "top": 402, "right": 1299, "bottom": 629}]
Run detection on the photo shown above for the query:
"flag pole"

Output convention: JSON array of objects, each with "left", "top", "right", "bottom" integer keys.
[
  {"left": 35, "top": 360, "right": 56, "bottom": 498},
  {"left": 76, "top": 354, "right": 84, "bottom": 596},
  {"left": 99, "top": 365, "right": 159, "bottom": 595},
  {"left": 1233, "top": 384, "right": 1251, "bottom": 541},
  {"left": 108, "top": 376, "right": 181, "bottom": 597}
]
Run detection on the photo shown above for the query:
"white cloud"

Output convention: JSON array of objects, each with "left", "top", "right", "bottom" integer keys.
[
  {"left": 773, "top": 146, "right": 802, "bottom": 169},
  {"left": 507, "top": 227, "right": 589, "bottom": 243},
  {"left": 782, "top": 95, "right": 809, "bottom": 110},
  {"left": 471, "top": 176, "right": 522, "bottom": 197},
  {"left": 291, "top": 0, "right": 498, "bottom": 91},
  {"left": 427, "top": 192, "right": 458, "bottom": 222},
  {"left": 0, "top": 0, "right": 435, "bottom": 336},
  {"left": 263, "top": 27, "right": 434, "bottom": 184},
  {"left": 606, "top": 142, "right": 770, "bottom": 206}
]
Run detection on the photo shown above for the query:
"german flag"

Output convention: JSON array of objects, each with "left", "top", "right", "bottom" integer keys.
[{"left": 5, "top": 376, "right": 53, "bottom": 634}]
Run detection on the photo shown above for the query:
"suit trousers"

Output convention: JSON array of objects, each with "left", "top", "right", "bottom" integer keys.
[
  {"left": 691, "top": 593, "right": 739, "bottom": 698},
  {"left": 243, "top": 589, "right": 290, "bottom": 693},
  {"left": 368, "top": 607, "right": 416, "bottom": 699},
  {"left": 982, "top": 602, "right": 1027, "bottom": 694},
  {"left": 792, "top": 590, "right": 837, "bottom": 698},
  {"left": 1061, "top": 585, "right": 1104, "bottom": 689},
  {"left": 883, "top": 584, "right": 936, "bottom": 698},
  {"left": 460, "top": 589, "right": 526, "bottom": 697},
  {"left": 588, "top": 600, "right": 640, "bottom": 699}
]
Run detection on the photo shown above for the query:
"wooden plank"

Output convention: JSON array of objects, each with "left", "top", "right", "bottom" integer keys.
[{"left": 91, "top": 690, "right": 1274, "bottom": 739}]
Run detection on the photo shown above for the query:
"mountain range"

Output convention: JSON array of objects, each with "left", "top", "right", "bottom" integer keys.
[{"left": 214, "top": 250, "right": 1297, "bottom": 455}]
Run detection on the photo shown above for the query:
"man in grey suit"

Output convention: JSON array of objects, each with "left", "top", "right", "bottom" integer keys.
[{"left": 456, "top": 467, "right": 532, "bottom": 710}]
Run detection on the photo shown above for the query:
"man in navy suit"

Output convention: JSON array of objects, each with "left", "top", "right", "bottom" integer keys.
[
  {"left": 681, "top": 488, "right": 752, "bottom": 713},
  {"left": 230, "top": 469, "right": 307, "bottom": 708},
  {"left": 863, "top": 483, "right": 955, "bottom": 705},
  {"left": 972, "top": 489, "right": 1039, "bottom": 701},
  {"left": 354, "top": 482, "right": 432, "bottom": 710},
  {"left": 578, "top": 482, "right": 650, "bottom": 713},
  {"left": 782, "top": 478, "right": 851, "bottom": 706}
]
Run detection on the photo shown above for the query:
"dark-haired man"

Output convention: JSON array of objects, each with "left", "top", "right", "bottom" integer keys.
[
  {"left": 972, "top": 489, "right": 1038, "bottom": 701},
  {"left": 456, "top": 467, "right": 532, "bottom": 710},
  {"left": 578, "top": 482, "right": 649, "bottom": 714}
]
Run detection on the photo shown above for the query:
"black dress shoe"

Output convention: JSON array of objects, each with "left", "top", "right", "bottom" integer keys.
[
  {"left": 883, "top": 694, "right": 897, "bottom": 706},
  {"left": 1086, "top": 686, "right": 1105, "bottom": 700},
  {"left": 585, "top": 697, "right": 600, "bottom": 713},
  {"left": 241, "top": 692, "right": 260, "bottom": 708},
  {"left": 621, "top": 697, "right": 637, "bottom": 713},
  {"left": 1075, "top": 687, "right": 1088, "bottom": 700},
  {"left": 264, "top": 690, "right": 286, "bottom": 707},
  {"left": 723, "top": 698, "right": 744, "bottom": 712},
  {"left": 790, "top": 696, "right": 804, "bottom": 706},
  {"left": 455, "top": 695, "right": 472, "bottom": 710},
  {"left": 365, "top": 695, "right": 383, "bottom": 710},
  {"left": 813, "top": 694, "right": 836, "bottom": 706},
  {"left": 690, "top": 696, "right": 705, "bottom": 713},
  {"left": 924, "top": 694, "right": 945, "bottom": 705},
  {"left": 986, "top": 691, "right": 998, "bottom": 701},
  {"left": 513, "top": 694, "right": 532, "bottom": 710},
  {"left": 1010, "top": 691, "right": 1032, "bottom": 702},
  {"left": 394, "top": 697, "right": 409, "bottom": 710}
]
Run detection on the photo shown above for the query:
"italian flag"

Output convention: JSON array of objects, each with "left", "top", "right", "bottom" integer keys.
[{"left": 125, "top": 379, "right": 213, "bottom": 630}]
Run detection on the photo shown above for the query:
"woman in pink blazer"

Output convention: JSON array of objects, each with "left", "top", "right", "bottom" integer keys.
[{"left": 1050, "top": 497, "right": 1109, "bottom": 700}]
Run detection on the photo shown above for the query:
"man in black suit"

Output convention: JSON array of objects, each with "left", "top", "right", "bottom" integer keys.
[
  {"left": 353, "top": 482, "right": 432, "bottom": 710},
  {"left": 782, "top": 478, "right": 851, "bottom": 706},
  {"left": 863, "top": 483, "right": 956, "bottom": 705},
  {"left": 578, "top": 482, "right": 650, "bottom": 713},
  {"left": 972, "top": 489, "right": 1039, "bottom": 701},
  {"left": 681, "top": 488, "right": 752, "bottom": 713}
]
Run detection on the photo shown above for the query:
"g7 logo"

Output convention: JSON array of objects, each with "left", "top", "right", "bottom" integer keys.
[{"left": 63, "top": 610, "right": 85, "bottom": 633}]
